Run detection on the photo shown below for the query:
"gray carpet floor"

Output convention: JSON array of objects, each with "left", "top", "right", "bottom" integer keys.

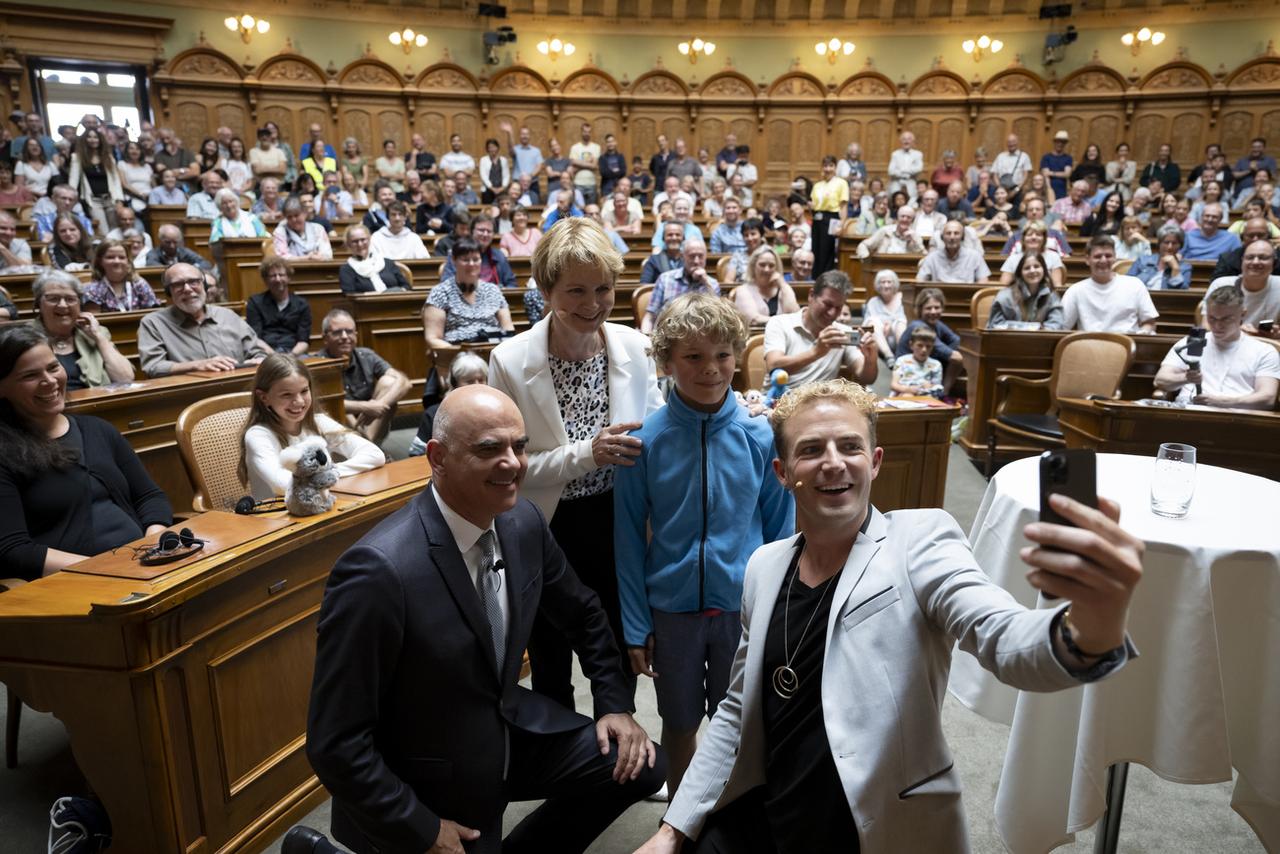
[{"left": 0, "top": 410, "right": 1265, "bottom": 853}]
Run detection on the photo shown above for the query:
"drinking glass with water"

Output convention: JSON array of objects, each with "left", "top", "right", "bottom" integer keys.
[{"left": 1150, "top": 443, "right": 1196, "bottom": 518}]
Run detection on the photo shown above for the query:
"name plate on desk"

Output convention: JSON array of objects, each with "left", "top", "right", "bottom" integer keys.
[
  {"left": 331, "top": 456, "right": 431, "bottom": 496},
  {"left": 66, "top": 512, "right": 295, "bottom": 581}
]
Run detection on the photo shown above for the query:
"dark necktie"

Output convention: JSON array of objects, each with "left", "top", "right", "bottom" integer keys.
[{"left": 476, "top": 530, "right": 505, "bottom": 674}]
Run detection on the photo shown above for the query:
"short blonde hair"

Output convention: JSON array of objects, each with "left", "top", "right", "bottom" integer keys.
[
  {"left": 650, "top": 292, "right": 746, "bottom": 368},
  {"left": 531, "top": 217, "right": 624, "bottom": 294},
  {"left": 771, "top": 379, "right": 878, "bottom": 457}
]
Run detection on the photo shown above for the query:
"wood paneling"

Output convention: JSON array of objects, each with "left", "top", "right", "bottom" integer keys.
[{"left": 143, "top": 45, "right": 1280, "bottom": 200}]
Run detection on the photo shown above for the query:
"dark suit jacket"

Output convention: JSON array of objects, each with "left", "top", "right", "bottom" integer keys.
[{"left": 306, "top": 486, "right": 633, "bottom": 854}]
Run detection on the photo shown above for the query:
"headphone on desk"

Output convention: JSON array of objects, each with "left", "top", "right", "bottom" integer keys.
[
  {"left": 138, "top": 528, "right": 207, "bottom": 566},
  {"left": 233, "top": 495, "right": 288, "bottom": 515}
]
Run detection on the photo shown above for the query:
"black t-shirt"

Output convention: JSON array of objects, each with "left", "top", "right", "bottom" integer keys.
[
  {"left": 60, "top": 418, "right": 143, "bottom": 554},
  {"left": 408, "top": 151, "right": 436, "bottom": 174},
  {"left": 762, "top": 539, "right": 860, "bottom": 853},
  {"left": 57, "top": 352, "right": 86, "bottom": 391}
]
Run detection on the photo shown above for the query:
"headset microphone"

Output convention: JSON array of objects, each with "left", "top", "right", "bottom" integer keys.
[{"left": 139, "top": 527, "right": 206, "bottom": 566}]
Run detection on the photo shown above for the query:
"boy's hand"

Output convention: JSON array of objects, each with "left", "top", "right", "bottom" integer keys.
[{"left": 629, "top": 635, "right": 658, "bottom": 678}]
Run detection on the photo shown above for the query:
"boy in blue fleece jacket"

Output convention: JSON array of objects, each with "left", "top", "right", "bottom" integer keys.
[{"left": 615, "top": 292, "right": 794, "bottom": 798}]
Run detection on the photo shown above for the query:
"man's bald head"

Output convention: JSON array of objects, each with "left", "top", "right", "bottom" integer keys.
[{"left": 427, "top": 385, "right": 529, "bottom": 527}]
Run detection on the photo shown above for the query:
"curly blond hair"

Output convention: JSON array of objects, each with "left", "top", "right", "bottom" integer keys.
[
  {"left": 771, "top": 379, "right": 878, "bottom": 457},
  {"left": 650, "top": 292, "right": 747, "bottom": 368}
]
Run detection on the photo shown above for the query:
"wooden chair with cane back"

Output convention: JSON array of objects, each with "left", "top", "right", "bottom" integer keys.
[
  {"left": 631, "top": 285, "right": 653, "bottom": 327},
  {"left": 985, "top": 332, "right": 1135, "bottom": 476},
  {"left": 970, "top": 286, "right": 1002, "bottom": 330},
  {"left": 175, "top": 392, "right": 253, "bottom": 512}
]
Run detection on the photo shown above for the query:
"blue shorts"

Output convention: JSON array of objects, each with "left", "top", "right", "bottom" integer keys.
[{"left": 650, "top": 608, "right": 742, "bottom": 732}]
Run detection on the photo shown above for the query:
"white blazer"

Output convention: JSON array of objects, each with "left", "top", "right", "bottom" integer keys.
[
  {"left": 488, "top": 317, "right": 664, "bottom": 520},
  {"left": 665, "top": 507, "right": 1132, "bottom": 854}
]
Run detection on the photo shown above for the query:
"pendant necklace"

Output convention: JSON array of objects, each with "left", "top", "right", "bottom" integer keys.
[{"left": 772, "top": 551, "right": 840, "bottom": 700}]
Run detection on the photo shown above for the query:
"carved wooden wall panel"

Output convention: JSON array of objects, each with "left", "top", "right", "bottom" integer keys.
[
  {"left": 1087, "top": 115, "right": 1120, "bottom": 157},
  {"left": 1131, "top": 113, "right": 1168, "bottom": 164},
  {"left": 937, "top": 118, "right": 965, "bottom": 160},
  {"left": 417, "top": 112, "right": 448, "bottom": 153},
  {"left": 1171, "top": 112, "right": 1206, "bottom": 165},
  {"left": 698, "top": 118, "right": 726, "bottom": 154},
  {"left": 1221, "top": 111, "right": 1256, "bottom": 155},
  {"left": 863, "top": 118, "right": 895, "bottom": 170},
  {"left": 341, "top": 109, "right": 373, "bottom": 153},
  {"left": 146, "top": 48, "right": 1280, "bottom": 197}
]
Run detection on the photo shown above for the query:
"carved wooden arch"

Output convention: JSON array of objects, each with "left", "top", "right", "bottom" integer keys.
[
  {"left": 337, "top": 57, "right": 404, "bottom": 89},
  {"left": 698, "top": 70, "right": 757, "bottom": 99},
  {"left": 629, "top": 70, "right": 688, "bottom": 97},
  {"left": 768, "top": 71, "right": 825, "bottom": 99},
  {"left": 1140, "top": 61, "right": 1211, "bottom": 93},
  {"left": 837, "top": 71, "right": 896, "bottom": 99},
  {"left": 487, "top": 66, "right": 551, "bottom": 95},
  {"left": 161, "top": 46, "right": 245, "bottom": 82},
  {"left": 981, "top": 68, "right": 1047, "bottom": 97},
  {"left": 561, "top": 67, "right": 621, "bottom": 96},
  {"left": 1057, "top": 64, "right": 1129, "bottom": 96},
  {"left": 414, "top": 63, "right": 480, "bottom": 92},
  {"left": 909, "top": 69, "right": 970, "bottom": 98},
  {"left": 1226, "top": 54, "right": 1280, "bottom": 90},
  {"left": 253, "top": 53, "right": 329, "bottom": 87}
]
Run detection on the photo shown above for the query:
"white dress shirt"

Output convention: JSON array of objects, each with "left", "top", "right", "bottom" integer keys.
[{"left": 432, "top": 488, "right": 511, "bottom": 639}]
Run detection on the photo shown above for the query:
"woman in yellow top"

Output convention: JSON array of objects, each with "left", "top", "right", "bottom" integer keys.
[
  {"left": 300, "top": 134, "right": 338, "bottom": 186},
  {"left": 809, "top": 154, "right": 849, "bottom": 277}
]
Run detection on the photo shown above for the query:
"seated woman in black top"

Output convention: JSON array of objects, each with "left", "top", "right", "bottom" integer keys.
[
  {"left": 246, "top": 256, "right": 312, "bottom": 355},
  {"left": 338, "top": 224, "right": 411, "bottom": 294},
  {"left": 0, "top": 325, "right": 172, "bottom": 580},
  {"left": 1080, "top": 191, "right": 1125, "bottom": 237}
]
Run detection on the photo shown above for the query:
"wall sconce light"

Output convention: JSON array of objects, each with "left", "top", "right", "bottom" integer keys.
[
  {"left": 1120, "top": 27, "right": 1165, "bottom": 55},
  {"left": 537, "top": 38, "right": 576, "bottom": 61},
  {"left": 224, "top": 14, "right": 269, "bottom": 43},
  {"left": 389, "top": 28, "right": 428, "bottom": 53},
  {"left": 815, "top": 38, "right": 855, "bottom": 64},
  {"left": 677, "top": 38, "right": 716, "bottom": 64},
  {"left": 961, "top": 34, "right": 1003, "bottom": 62}
]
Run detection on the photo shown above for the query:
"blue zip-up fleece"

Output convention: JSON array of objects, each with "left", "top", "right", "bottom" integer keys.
[{"left": 614, "top": 390, "right": 795, "bottom": 647}]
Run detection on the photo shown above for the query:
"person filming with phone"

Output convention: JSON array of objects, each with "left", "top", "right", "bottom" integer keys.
[
  {"left": 762, "top": 270, "right": 878, "bottom": 388},
  {"left": 634, "top": 379, "right": 1144, "bottom": 854},
  {"left": 1154, "top": 285, "right": 1280, "bottom": 409}
]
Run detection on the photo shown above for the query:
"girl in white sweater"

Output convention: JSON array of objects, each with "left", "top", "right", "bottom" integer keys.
[{"left": 238, "top": 354, "right": 385, "bottom": 500}]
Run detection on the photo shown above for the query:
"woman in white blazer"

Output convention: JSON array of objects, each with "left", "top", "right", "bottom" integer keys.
[{"left": 489, "top": 218, "right": 663, "bottom": 710}]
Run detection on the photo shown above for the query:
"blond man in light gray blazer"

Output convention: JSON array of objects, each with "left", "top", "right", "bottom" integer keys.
[{"left": 636, "top": 380, "right": 1143, "bottom": 854}]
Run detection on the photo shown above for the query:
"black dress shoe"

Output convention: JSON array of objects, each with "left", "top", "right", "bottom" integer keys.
[{"left": 281, "top": 825, "right": 341, "bottom": 854}]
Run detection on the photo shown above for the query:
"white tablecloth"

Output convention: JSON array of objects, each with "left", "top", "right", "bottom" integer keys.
[{"left": 948, "top": 453, "right": 1280, "bottom": 853}]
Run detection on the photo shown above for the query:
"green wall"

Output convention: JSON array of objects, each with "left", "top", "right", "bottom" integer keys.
[{"left": 63, "top": 0, "right": 1280, "bottom": 87}]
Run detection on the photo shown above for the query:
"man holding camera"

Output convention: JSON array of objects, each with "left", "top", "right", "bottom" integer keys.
[
  {"left": 1155, "top": 284, "right": 1280, "bottom": 409},
  {"left": 763, "top": 270, "right": 878, "bottom": 388}
]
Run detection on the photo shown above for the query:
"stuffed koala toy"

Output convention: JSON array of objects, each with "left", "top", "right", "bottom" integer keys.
[{"left": 279, "top": 437, "right": 339, "bottom": 516}]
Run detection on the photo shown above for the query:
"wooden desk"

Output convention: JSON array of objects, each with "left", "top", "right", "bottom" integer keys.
[
  {"left": 147, "top": 205, "right": 188, "bottom": 244},
  {"left": 1058, "top": 398, "right": 1280, "bottom": 480},
  {"left": 957, "top": 329, "right": 1180, "bottom": 467},
  {"left": 65, "top": 359, "right": 344, "bottom": 512},
  {"left": 0, "top": 467, "right": 430, "bottom": 853},
  {"left": 872, "top": 401, "right": 961, "bottom": 511}
]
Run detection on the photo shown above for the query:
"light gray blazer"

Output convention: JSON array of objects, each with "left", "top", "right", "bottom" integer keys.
[
  {"left": 664, "top": 506, "right": 1132, "bottom": 854},
  {"left": 488, "top": 317, "right": 664, "bottom": 520}
]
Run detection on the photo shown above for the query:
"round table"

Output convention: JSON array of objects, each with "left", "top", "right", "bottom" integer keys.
[{"left": 948, "top": 453, "right": 1280, "bottom": 854}]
